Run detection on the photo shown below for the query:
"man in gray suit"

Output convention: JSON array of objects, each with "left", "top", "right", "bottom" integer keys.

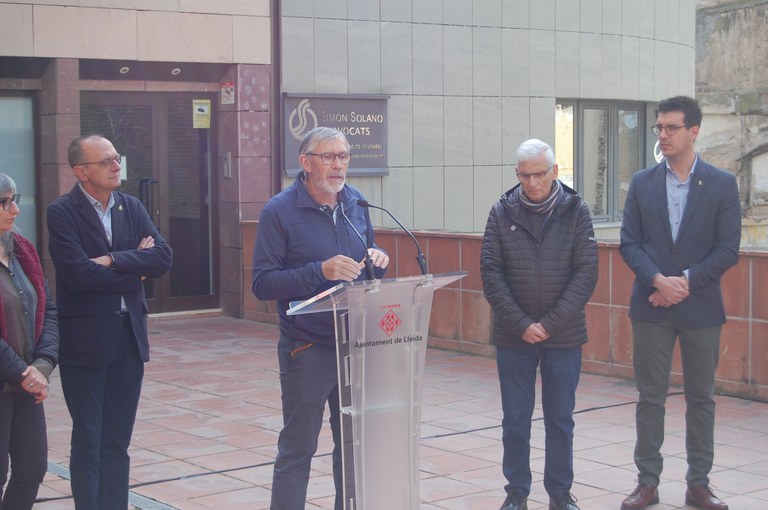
[{"left": 619, "top": 96, "right": 740, "bottom": 510}]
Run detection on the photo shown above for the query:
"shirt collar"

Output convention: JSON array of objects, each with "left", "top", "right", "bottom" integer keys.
[
  {"left": 78, "top": 183, "right": 115, "bottom": 211},
  {"left": 665, "top": 154, "right": 698, "bottom": 182}
]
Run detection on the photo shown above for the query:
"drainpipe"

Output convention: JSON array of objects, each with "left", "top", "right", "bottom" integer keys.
[{"left": 271, "top": 0, "right": 282, "bottom": 197}]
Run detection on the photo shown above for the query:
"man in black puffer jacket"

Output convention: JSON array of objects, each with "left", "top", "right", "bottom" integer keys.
[{"left": 481, "top": 139, "right": 598, "bottom": 510}]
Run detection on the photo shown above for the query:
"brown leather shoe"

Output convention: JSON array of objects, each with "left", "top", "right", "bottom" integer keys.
[
  {"left": 685, "top": 485, "right": 728, "bottom": 510},
  {"left": 620, "top": 483, "right": 659, "bottom": 510}
]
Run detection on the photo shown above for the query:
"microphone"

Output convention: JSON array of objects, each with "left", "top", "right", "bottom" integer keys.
[
  {"left": 356, "top": 199, "right": 428, "bottom": 275},
  {"left": 338, "top": 197, "right": 376, "bottom": 281}
]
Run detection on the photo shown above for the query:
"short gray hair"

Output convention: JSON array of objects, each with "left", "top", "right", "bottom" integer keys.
[
  {"left": 0, "top": 172, "right": 17, "bottom": 196},
  {"left": 298, "top": 127, "right": 350, "bottom": 156},
  {"left": 515, "top": 139, "right": 555, "bottom": 169},
  {"left": 0, "top": 172, "right": 16, "bottom": 252}
]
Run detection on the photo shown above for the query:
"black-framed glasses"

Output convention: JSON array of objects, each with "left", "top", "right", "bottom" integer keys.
[
  {"left": 305, "top": 151, "right": 351, "bottom": 165},
  {"left": 77, "top": 154, "right": 122, "bottom": 168},
  {"left": 0, "top": 194, "right": 20, "bottom": 212},
  {"left": 516, "top": 168, "right": 551, "bottom": 181},
  {"left": 651, "top": 124, "right": 686, "bottom": 136}
]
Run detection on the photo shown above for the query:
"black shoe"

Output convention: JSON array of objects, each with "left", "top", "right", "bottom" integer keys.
[
  {"left": 500, "top": 491, "right": 528, "bottom": 510},
  {"left": 549, "top": 492, "right": 579, "bottom": 510}
]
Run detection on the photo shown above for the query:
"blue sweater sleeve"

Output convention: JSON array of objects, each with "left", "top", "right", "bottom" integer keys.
[{"left": 251, "top": 206, "right": 327, "bottom": 301}]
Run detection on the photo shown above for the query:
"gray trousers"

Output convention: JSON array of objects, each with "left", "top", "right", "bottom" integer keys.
[{"left": 631, "top": 319, "right": 722, "bottom": 488}]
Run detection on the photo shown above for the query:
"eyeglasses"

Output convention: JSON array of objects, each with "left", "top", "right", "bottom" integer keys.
[
  {"left": 77, "top": 154, "right": 122, "bottom": 168},
  {"left": 305, "top": 152, "right": 351, "bottom": 165},
  {"left": 651, "top": 124, "right": 687, "bottom": 136},
  {"left": 516, "top": 168, "right": 551, "bottom": 181},
  {"left": 0, "top": 194, "right": 20, "bottom": 212}
]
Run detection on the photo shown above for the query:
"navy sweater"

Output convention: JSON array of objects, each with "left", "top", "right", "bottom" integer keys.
[{"left": 252, "top": 173, "right": 386, "bottom": 344}]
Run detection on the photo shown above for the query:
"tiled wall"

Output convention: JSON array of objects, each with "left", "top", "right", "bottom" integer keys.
[
  {"left": 242, "top": 222, "right": 768, "bottom": 401},
  {"left": 281, "top": 0, "right": 696, "bottom": 233},
  {"left": 0, "top": 1, "right": 270, "bottom": 64},
  {"left": 218, "top": 64, "right": 274, "bottom": 316}
]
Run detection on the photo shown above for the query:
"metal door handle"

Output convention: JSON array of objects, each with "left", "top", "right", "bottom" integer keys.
[{"left": 139, "top": 178, "right": 160, "bottom": 226}]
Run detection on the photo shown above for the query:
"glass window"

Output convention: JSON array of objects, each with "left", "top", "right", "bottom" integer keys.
[
  {"left": 555, "top": 100, "right": 647, "bottom": 221},
  {"left": 582, "top": 108, "right": 609, "bottom": 217},
  {"left": 555, "top": 104, "right": 574, "bottom": 189},
  {"left": 618, "top": 109, "right": 640, "bottom": 214},
  {"left": 0, "top": 95, "right": 37, "bottom": 245}
]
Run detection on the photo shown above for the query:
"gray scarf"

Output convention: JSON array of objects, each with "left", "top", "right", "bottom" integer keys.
[{"left": 517, "top": 179, "right": 563, "bottom": 215}]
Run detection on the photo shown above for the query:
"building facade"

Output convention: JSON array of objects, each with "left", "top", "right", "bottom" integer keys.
[
  {"left": 0, "top": 0, "right": 700, "bottom": 318},
  {"left": 280, "top": 0, "right": 696, "bottom": 236},
  {"left": 3, "top": 0, "right": 767, "bottom": 398},
  {"left": 0, "top": 0, "right": 272, "bottom": 316}
]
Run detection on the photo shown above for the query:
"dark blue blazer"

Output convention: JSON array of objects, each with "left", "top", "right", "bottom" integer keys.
[
  {"left": 620, "top": 158, "right": 741, "bottom": 328},
  {"left": 47, "top": 184, "right": 173, "bottom": 367}
]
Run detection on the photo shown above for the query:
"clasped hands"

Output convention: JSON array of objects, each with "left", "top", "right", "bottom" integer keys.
[
  {"left": 649, "top": 273, "right": 689, "bottom": 308},
  {"left": 321, "top": 249, "right": 389, "bottom": 282},
  {"left": 20, "top": 365, "right": 48, "bottom": 404},
  {"left": 522, "top": 322, "right": 550, "bottom": 344}
]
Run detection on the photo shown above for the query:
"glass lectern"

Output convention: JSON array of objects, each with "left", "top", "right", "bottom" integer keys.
[{"left": 287, "top": 272, "right": 466, "bottom": 510}]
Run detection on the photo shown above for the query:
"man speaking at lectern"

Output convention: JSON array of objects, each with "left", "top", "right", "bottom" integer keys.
[{"left": 252, "top": 127, "right": 388, "bottom": 509}]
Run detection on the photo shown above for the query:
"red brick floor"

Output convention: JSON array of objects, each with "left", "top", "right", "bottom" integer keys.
[{"left": 33, "top": 316, "right": 768, "bottom": 509}]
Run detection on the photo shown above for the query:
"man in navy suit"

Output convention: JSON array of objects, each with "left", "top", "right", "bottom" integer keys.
[
  {"left": 47, "top": 135, "right": 172, "bottom": 509},
  {"left": 619, "top": 97, "right": 740, "bottom": 510}
]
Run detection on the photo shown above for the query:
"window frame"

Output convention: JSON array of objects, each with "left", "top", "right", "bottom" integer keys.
[
  {"left": 557, "top": 99, "right": 649, "bottom": 222},
  {"left": 0, "top": 91, "right": 40, "bottom": 247}
]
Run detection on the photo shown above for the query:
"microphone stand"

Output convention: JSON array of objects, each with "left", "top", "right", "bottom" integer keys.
[
  {"left": 356, "top": 199, "right": 429, "bottom": 275},
  {"left": 338, "top": 198, "right": 376, "bottom": 281}
]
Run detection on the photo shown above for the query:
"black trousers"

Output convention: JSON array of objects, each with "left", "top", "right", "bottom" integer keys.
[
  {"left": 0, "top": 388, "right": 48, "bottom": 509},
  {"left": 60, "top": 317, "right": 144, "bottom": 510}
]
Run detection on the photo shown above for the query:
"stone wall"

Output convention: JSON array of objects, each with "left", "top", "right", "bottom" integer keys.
[{"left": 696, "top": 0, "right": 768, "bottom": 244}]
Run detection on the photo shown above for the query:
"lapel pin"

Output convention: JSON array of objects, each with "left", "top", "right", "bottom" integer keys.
[
  {"left": 698, "top": 180, "right": 703, "bottom": 185},
  {"left": 510, "top": 225, "right": 516, "bottom": 231},
  {"left": 118, "top": 204, "right": 123, "bottom": 211}
]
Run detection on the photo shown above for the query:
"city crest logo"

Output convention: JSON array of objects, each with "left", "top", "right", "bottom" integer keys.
[{"left": 379, "top": 309, "right": 402, "bottom": 336}]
